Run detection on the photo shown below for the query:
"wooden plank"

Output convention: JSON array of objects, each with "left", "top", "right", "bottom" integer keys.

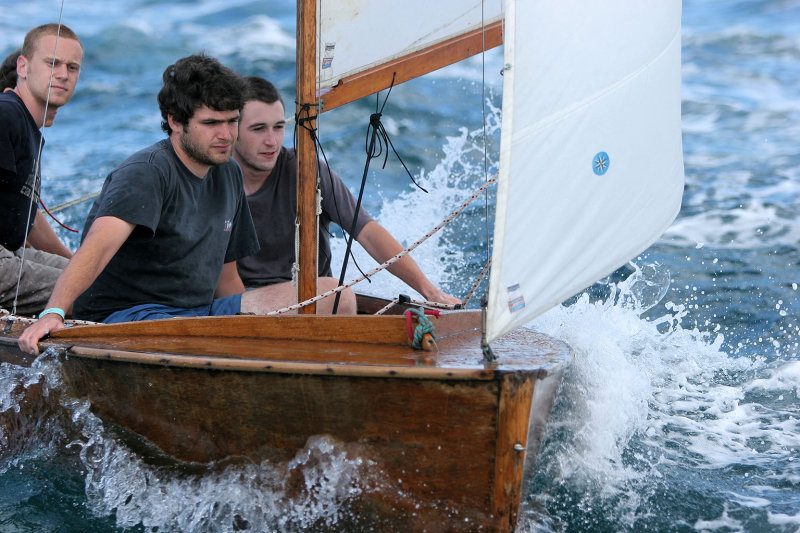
[
  {"left": 58, "top": 355, "right": 509, "bottom": 529},
  {"left": 47, "top": 311, "right": 480, "bottom": 345},
  {"left": 296, "top": 0, "right": 318, "bottom": 313},
  {"left": 319, "top": 20, "right": 503, "bottom": 112},
  {"left": 491, "top": 372, "right": 536, "bottom": 532},
  {"left": 50, "top": 314, "right": 411, "bottom": 344},
  {"left": 66, "top": 344, "right": 497, "bottom": 380}
]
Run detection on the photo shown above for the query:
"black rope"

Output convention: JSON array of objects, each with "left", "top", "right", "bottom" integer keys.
[
  {"left": 332, "top": 75, "right": 424, "bottom": 313},
  {"left": 294, "top": 101, "right": 368, "bottom": 314}
]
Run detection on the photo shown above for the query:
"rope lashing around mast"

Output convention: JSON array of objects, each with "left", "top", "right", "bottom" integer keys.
[{"left": 267, "top": 172, "right": 498, "bottom": 316}]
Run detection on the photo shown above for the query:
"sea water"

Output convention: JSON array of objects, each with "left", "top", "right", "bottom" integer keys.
[{"left": 1, "top": 0, "right": 799, "bottom": 531}]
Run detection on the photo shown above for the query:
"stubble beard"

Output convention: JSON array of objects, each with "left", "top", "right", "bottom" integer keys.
[{"left": 180, "top": 131, "right": 231, "bottom": 168}]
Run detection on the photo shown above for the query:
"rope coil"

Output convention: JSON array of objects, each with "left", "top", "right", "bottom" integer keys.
[{"left": 404, "top": 307, "right": 440, "bottom": 350}]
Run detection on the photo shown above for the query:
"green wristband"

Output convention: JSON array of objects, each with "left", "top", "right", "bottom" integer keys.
[{"left": 40, "top": 307, "right": 66, "bottom": 320}]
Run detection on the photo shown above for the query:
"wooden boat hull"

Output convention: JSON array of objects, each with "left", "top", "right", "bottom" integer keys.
[{"left": 0, "top": 312, "right": 569, "bottom": 531}]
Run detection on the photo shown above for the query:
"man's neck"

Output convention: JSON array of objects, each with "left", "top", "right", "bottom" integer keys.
[
  {"left": 240, "top": 165, "right": 273, "bottom": 196},
  {"left": 12, "top": 86, "right": 46, "bottom": 129},
  {"left": 170, "top": 135, "right": 210, "bottom": 178}
]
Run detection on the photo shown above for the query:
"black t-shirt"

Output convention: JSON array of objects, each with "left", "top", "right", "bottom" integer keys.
[
  {"left": 0, "top": 91, "right": 42, "bottom": 251},
  {"left": 73, "top": 139, "right": 259, "bottom": 321},
  {"left": 236, "top": 147, "right": 373, "bottom": 287}
]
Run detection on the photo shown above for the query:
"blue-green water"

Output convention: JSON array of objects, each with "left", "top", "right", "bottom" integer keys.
[{"left": 2, "top": 1, "right": 799, "bottom": 531}]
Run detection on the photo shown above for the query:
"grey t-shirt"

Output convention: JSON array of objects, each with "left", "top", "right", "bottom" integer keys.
[
  {"left": 236, "top": 147, "right": 373, "bottom": 287},
  {"left": 73, "top": 139, "right": 259, "bottom": 321}
]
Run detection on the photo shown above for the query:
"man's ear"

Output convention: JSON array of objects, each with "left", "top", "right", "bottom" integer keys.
[
  {"left": 167, "top": 114, "right": 181, "bottom": 133},
  {"left": 15, "top": 55, "right": 28, "bottom": 81}
]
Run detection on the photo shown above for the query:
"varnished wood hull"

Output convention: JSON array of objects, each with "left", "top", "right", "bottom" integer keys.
[{"left": 0, "top": 311, "right": 569, "bottom": 531}]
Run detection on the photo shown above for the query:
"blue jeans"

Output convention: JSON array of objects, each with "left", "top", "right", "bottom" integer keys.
[{"left": 103, "top": 293, "right": 243, "bottom": 323}]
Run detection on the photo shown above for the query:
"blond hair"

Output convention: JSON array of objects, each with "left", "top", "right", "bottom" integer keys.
[{"left": 21, "top": 23, "right": 82, "bottom": 58}]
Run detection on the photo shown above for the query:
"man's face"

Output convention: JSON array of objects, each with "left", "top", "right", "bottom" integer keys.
[
  {"left": 175, "top": 105, "right": 240, "bottom": 168},
  {"left": 18, "top": 34, "right": 83, "bottom": 111},
  {"left": 234, "top": 99, "right": 286, "bottom": 176}
]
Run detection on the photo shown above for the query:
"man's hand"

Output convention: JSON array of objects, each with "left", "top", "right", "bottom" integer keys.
[
  {"left": 422, "top": 288, "right": 462, "bottom": 307},
  {"left": 18, "top": 314, "right": 65, "bottom": 355}
]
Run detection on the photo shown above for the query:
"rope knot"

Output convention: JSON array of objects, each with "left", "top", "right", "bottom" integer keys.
[{"left": 405, "top": 307, "right": 440, "bottom": 351}]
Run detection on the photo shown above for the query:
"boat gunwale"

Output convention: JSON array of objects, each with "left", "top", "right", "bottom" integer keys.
[
  {"left": 45, "top": 310, "right": 482, "bottom": 345},
  {"left": 63, "top": 344, "right": 507, "bottom": 380}
]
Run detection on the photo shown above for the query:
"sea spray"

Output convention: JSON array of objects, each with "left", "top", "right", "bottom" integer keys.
[
  {"left": 0, "top": 350, "right": 72, "bottom": 470},
  {"left": 329, "top": 100, "right": 501, "bottom": 303},
  {"left": 71, "top": 417, "right": 389, "bottom": 532},
  {"left": 518, "top": 264, "right": 799, "bottom": 532}
]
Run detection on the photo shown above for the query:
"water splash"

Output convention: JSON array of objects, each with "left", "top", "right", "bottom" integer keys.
[
  {"left": 71, "top": 413, "right": 390, "bottom": 532},
  {"left": 518, "top": 264, "right": 800, "bottom": 532},
  {"left": 330, "top": 99, "right": 502, "bottom": 302},
  {"left": 0, "top": 350, "right": 71, "bottom": 472}
]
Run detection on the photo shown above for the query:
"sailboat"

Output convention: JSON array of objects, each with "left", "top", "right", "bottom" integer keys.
[{"left": 0, "top": 0, "right": 684, "bottom": 530}]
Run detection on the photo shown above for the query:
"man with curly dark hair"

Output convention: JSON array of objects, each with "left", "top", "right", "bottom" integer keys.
[{"left": 19, "top": 54, "right": 354, "bottom": 354}]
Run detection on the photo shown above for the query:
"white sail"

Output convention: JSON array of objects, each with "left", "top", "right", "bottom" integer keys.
[
  {"left": 486, "top": 0, "right": 685, "bottom": 343},
  {"left": 317, "top": 0, "right": 502, "bottom": 89}
]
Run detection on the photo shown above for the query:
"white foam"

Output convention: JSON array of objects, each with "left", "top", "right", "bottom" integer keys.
[
  {"left": 523, "top": 264, "right": 800, "bottom": 522},
  {"left": 329, "top": 103, "right": 501, "bottom": 300},
  {"left": 181, "top": 15, "right": 295, "bottom": 59},
  {"left": 693, "top": 504, "right": 744, "bottom": 532}
]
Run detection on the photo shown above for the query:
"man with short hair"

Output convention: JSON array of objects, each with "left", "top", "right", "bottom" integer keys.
[
  {"left": 0, "top": 24, "right": 83, "bottom": 316},
  {"left": 234, "top": 76, "right": 461, "bottom": 306},
  {"left": 18, "top": 55, "right": 354, "bottom": 355}
]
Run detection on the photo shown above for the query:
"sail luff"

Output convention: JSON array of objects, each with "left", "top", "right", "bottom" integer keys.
[{"left": 296, "top": 0, "right": 319, "bottom": 312}]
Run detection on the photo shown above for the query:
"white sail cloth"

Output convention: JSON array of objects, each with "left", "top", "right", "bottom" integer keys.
[
  {"left": 316, "top": 0, "right": 502, "bottom": 88},
  {"left": 486, "top": 0, "right": 685, "bottom": 342}
]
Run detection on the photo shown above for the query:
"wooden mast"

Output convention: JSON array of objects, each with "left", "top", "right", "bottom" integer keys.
[
  {"left": 294, "top": 4, "right": 502, "bottom": 313},
  {"left": 296, "top": 0, "right": 318, "bottom": 313}
]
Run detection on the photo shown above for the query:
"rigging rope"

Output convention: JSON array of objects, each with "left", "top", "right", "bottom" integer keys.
[
  {"left": 0, "top": 310, "right": 98, "bottom": 327},
  {"left": 39, "top": 197, "right": 78, "bottom": 232},
  {"left": 268, "top": 173, "right": 498, "bottom": 316},
  {"left": 462, "top": 259, "right": 491, "bottom": 308},
  {"left": 47, "top": 189, "right": 99, "bottom": 214},
  {"left": 481, "top": 0, "right": 492, "bottom": 267},
  {"left": 332, "top": 75, "right": 425, "bottom": 314}
]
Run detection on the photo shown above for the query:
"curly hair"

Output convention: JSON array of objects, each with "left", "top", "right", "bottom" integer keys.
[
  {"left": 0, "top": 49, "right": 20, "bottom": 91},
  {"left": 157, "top": 54, "right": 246, "bottom": 135}
]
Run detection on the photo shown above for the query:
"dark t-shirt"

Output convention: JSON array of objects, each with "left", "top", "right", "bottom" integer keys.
[
  {"left": 0, "top": 91, "right": 42, "bottom": 251},
  {"left": 73, "top": 139, "right": 259, "bottom": 322},
  {"left": 236, "top": 147, "right": 373, "bottom": 287}
]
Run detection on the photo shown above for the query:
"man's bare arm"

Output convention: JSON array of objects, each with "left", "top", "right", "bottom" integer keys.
[
  {"left": 215, "top": 261, "right": 246, "bottom": 298},
  {"left": 18, "top": 216, "right": 134, "bottom": 354},
  {"left": 356, "top": 221, "right": 461, "bottom": 305},
  {"left": 26, "top": 209, "right": 73, "bottom": 258}
]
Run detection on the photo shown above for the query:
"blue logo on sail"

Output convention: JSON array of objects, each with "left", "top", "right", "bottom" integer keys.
[{"left": 593, "top": 152, "right": 610, "bottom": 175}]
